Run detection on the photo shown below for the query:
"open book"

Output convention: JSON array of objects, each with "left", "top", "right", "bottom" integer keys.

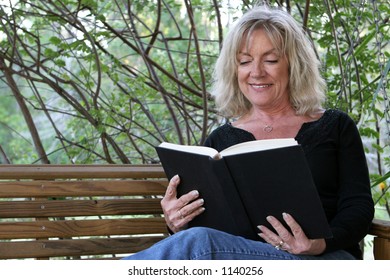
[
  {"left": 158, "top": 138, "right": 297, "bottom": 159},
  {"left": 156, "top": 138, "right": 332, "bottom": 240}
]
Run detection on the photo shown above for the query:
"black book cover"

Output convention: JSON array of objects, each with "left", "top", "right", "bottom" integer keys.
[{"left": 156, "top": 144, "right": 332, "bottom": 240}]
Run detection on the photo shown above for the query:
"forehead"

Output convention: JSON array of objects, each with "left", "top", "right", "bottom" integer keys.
[{"left": 239, "top": 28, "right": 279, "bottom": 54}]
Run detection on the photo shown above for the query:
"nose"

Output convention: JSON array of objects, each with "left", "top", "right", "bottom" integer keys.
[{"left": 249, "top": 61, "right": 265, "bottom": 78}]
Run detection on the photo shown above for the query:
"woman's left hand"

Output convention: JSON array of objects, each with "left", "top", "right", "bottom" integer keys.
[{"left": 257, "top": 212, "right": 326, "bottom": 255}]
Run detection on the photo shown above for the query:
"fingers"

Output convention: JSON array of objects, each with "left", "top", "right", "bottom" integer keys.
[
  {"left": 257, "top": 225, "right": 280, "bottom": 245},
  {"left": 167, "top": 195, "right": 205, "bottom": 233},
  {"left": 258, "top": 213, "right": 304, "bottom": 239},
  {"left": 162, "top": 175, "right": 201, "bottom": 211},
  {"left": 259, "top": 213, "right": 326, "bottom": 255},
  {"left": 163, "top": 174, "right": 201, "bottom": 208},
  {"left": 282, "top": 213, "right": 326, "bottom": 255},
  {"left": 282, "top": 212, "right": 307, "bottom": 240},
  {"left": 268, "top": 214, "right": 294, "bottom": 241},
  {"left": 257, "top": 218, "right": 287, "bottom": 249},
  {"left": 160, "top": 175, "right": 205, "bottom": 233},
  {"left": 163, "top": 174, "right": 180, "bottom": 200},
  {"left": 257, "top": 213, "right": 306, "bottom": 253},
  {"left": 178, "top": 197, "right": 205, "bottom": 222}
]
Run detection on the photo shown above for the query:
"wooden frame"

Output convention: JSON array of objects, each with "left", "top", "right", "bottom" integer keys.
[
  {"left": 0, "top": 164, "right": 388, "bottom": 259},
  {"left": 0, "top": 164, "right": 168, "bottom": 259}
]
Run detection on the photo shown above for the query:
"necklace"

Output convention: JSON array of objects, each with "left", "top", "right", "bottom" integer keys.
[
  {"left": 252, "top": 111, "right": 293, "bottom": 133},
  {"left": 261, "top": 114, "right": 287, "bottom": 133},
  {"left": 263, "top": 124, "right": 273, "bottom": 133}
]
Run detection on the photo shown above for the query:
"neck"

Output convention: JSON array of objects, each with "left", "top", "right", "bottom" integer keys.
[
  {"left": 245, "top": 105, "right": 296, "bottom": 123},
  {"left": 238, "top": 105, "right": 297, "bottom": 133}
]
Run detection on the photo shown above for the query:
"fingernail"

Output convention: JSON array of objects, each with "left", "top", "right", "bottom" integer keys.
[
  {"left": 283, "top": 212, "right": 289, "bottom": 218},
  {"left": 192, "top": 190, "right": 199, "bottom": 196},
  {"left": 172, "top": 175, "right": 179, "bottom": 182},
  {"left": 266, "top": 216, "right": 272, "bottom": 222}
]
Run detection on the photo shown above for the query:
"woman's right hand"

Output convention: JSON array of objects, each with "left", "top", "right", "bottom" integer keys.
[{"left": 161, "top": 175, "right": 205, "bottom": 233}]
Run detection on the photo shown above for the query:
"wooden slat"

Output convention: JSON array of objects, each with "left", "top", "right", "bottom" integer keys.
[
  {"left": 0, "top": 218, "right": 167, "bottom": 239},
  {"left": 373, "top": 237, "right": 390, "bottom": 260},
  {"left": 369, "top": 219, "right": 390, "bottom": 260},
  {"left": 0, "top": 164, "right": 170, "bottom": 259},
  {"left": 369, "top": 219, "right": 390, "bottom": 239},
  {"left": 0, "top": 236, "right": 166, "bottom": 259},
  {"left": 0, "top": 164, "right": 166, "bottom": 179},
  {"left": 0, "top": 180, "right": 167, "bottom": 198},
  {"left": 0, "top": 199, "right": 163, "bottom": 218}
]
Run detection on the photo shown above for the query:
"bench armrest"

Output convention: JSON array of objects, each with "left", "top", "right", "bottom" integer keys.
[{"left": 369, "top": 219, "right": 390, "bottom": 260}]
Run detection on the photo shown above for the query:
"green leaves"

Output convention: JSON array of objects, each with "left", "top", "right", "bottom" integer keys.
[
  {"left": 44, "top": 47, "right": 59, "bottom": 59},
  {"left": 49, "top": 36, "right": 62, "bottom": 46},
  {"left": 0, "top": 1, "right": 388, "bottom": 182}
]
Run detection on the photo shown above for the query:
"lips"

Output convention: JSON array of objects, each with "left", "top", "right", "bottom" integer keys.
[{"left": 250, "top": 83, "right": 272, "bottom": 89}]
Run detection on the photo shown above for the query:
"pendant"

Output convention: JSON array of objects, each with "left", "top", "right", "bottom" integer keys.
[{"left": 263, "top": 125, "right": 273, "bottom": 133}]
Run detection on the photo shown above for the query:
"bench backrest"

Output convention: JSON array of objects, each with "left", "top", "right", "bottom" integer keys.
[
  {"left": 0, "top": 164, "right": 168, "bottom": 260},
  {"left": 1, "top": 164, "right": 388, "bottom": 260}
]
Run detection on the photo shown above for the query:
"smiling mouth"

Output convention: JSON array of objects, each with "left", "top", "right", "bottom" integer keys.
[{"left": 250, "top": 84, "right": 272, "bottom": 89}]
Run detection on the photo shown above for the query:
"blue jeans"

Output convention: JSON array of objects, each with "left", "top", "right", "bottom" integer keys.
[{"left": 121, "top": 227, "right": 355, "bottom": 260}]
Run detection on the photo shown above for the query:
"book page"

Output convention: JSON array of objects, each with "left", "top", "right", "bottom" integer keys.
[
  {"left": 220, "top": 138, "right": 297, "bottom": 157},
  {"left": 158, "top": 142, "right": 219, "bottom": 158}
]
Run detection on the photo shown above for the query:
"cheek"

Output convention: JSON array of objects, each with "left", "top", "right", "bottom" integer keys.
[
  {"left": 276, "top": 63, "right": 289, "bottom": 79},
  {"left": 281, "top": 70, "right": 290, "bottom": 87},
  {"left": 237, "top": 74, "right": 247, "bottom": 94},
  {"left": 271, "top": 67, "right": 289, "bottom": 86},
  {"left": 237, "top": 68, "right": 249, "bottom": 82},
  {"left": 236, "top": 72, "right": 243, "bottom": 85}
]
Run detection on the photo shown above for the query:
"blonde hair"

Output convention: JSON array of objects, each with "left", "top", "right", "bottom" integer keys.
[{"left": 211, "top": 5, "right": 326, "bottom": 118}]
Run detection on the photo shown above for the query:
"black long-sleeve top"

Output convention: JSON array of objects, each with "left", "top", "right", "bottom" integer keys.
[{"left": 203, "top": 109, "right": 374, "bottom": 259}]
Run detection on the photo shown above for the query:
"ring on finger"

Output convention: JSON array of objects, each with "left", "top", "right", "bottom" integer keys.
[
  {"left": 274, "top": 240, "right": 284, "bottom": 250},
  {"left": 178, "top": 209, "right": 184, "bottom": 219}
]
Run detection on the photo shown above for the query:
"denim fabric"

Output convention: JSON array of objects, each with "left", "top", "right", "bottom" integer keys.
[{"left": 121, "top": 227, "right": 355, "bottom": 260}]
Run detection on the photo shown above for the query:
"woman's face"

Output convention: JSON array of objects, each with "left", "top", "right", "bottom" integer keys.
[{"left": 237, "top": 28, "right": 290, "bottom": 111}]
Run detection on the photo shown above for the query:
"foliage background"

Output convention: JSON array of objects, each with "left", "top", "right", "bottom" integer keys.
[{"left": 0, "top": 0, "right": 389, "bottom": 219}]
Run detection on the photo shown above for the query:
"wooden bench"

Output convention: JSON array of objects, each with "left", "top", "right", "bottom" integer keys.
[
  {"left": 0, "top": 164, "right": 389, "bottom": 260},
  {"left": 369, "top": 219, "right": 390, "bottom": 260},
  {"left": 0, "top": 164, "right": 168, "bottom": 259}
]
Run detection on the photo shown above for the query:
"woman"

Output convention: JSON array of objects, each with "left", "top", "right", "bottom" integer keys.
[{"left": 123, "top": 5, "right": 374, "bottom": 260}]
